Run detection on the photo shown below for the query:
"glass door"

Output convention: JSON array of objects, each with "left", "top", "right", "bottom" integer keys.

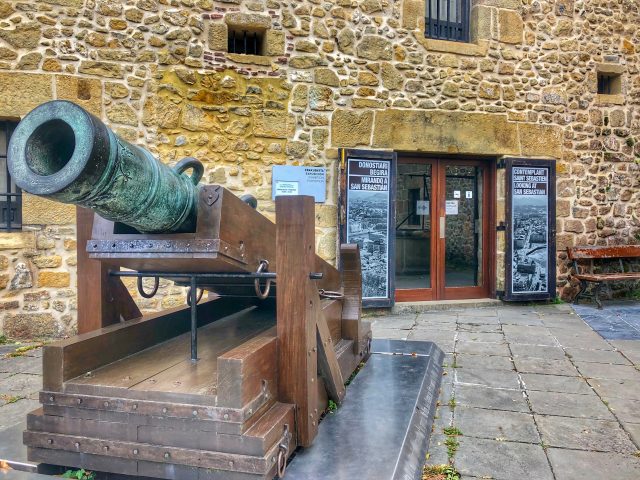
[
  {"left": 395, "top": 160, "right": 435, "bottom": 301},
  {"left": 438, "top": 161, "right": 491, "bottom": 300}
]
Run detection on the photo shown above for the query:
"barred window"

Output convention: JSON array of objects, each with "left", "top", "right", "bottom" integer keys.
[
  {"left": 0, "top": 121, "right": 22, "bottom": 231},
  {"left": 425, "top": 0, "right": 470, "bottom": 43}
]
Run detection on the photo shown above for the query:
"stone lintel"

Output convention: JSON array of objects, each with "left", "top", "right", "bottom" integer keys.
[
  {"left": 371, "top": 110, "right": 520, "bottom": 156},
  {"left": 596, "top": 63, "right": 625, "bottom": 74},
  {"left": 517, "top": 123, "right": 564, "bottom": 159}
]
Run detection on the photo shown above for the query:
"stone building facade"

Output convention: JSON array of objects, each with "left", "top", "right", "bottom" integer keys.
[{"left": 0, "top": 0, "right": 638, "bottom": 338}]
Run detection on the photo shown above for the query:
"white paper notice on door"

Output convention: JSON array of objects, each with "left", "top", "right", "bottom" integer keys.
[
  {"left": 453, "top": 190, "right": 461, "bottom": 199},
  {"left": 416, "top": 200, "right": 430, "bottom": 215},
  {"left": 445, "top": 200, "right": 459, "bottom": 215}
]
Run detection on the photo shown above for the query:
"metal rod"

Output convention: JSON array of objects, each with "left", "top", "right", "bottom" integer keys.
[
  {"left": 190, "top": 275, "right": 197, "bottom": 362},
  {"left": 109, "top": 271, "right": 324, "bottom": 280}
]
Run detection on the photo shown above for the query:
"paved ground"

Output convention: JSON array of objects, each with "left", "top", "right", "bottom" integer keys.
[
  {"left": 371, "top": 301, "right": 640, "bottom": 480},
  {"left": 1, "top": 301, "right": 640, "bottom": 480}
]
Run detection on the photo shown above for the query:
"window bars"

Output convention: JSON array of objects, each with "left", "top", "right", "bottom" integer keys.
[
  {"left": 0, "top": 121, "right": 21, "bottom": 231},
  {"left": 228, "top": 29, "right": 263, "bottom": 55},
  {"left": 425, "top": 0, "right": 470, "bottom": 43}
]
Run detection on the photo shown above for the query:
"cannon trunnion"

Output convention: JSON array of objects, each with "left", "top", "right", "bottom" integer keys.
[{"left": 11, "top": 102, "right": 371, "bottom": 479}]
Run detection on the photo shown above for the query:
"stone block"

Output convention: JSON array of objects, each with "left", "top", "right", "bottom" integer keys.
[
  {"left": 518, "top": 123, "right": 563, "bottom": 159},
  {"left": 254, "top": 110, "right": 290, "bottom": 139},
  {"left": 402, "top": 0, "right": 424, "bottom": 30},
  {"left": 380, "top": 62, "right": 403, "bottom": 90},
  {"left": 22, "top": 195, "right": 76, "bottom": 226},
  {"left": 106, "top": 103, "right": 138, "bottom": 126},
  {"left": 371, "top": 110, "right": 520, "bottom": 156},
  {"left": 265, "top": 30, "right": 285, "bottom": 56},
  {"left": 41, "top": 0, "right": 84, "bottom": 6},
  {"left": 78, "top": 61, "right": 124, "bottom": 79},
  {"left": 224, "top": 12, "right": 271, "bottom": 30},
  {"left": 3, "top": 313, "right": 58, "bottom": 339},
  {"left": 208, "top": 22, "right": 228, "bottom": 51},
  {"left": 315, "top": 68, "right": 340, "bottom": 87},
  {"left": 498, "top": 9, "right": 523, "bottom": 44},
  {"left": 474, "top": 0, "right": 520, "bottom": 7},
  {"left": 0, "top": 2, "right": 13, "bottom": 18},
  {"left": 555, "top": 0, "right": 574, "bottom": 16},
  {"left": 470, "top": 5, "right": 494, "bottom": 41},
  {"left": 0, "top": 22, "right": 41, "bottom": 49},
  {"left": 0, "top": 232, "right": 35, "bottom": 250},
  {"left": 356, "top": 36, "right": 392, "bottom": 61},
  {"left": 331, "top": 110, "right": 374, "bottom": 148},
  {"left": 32, "top": 256, "right": 62, "bottom": 269},
  {"left": 37, "top": 271, "right": 71, "bottom": 288},
  {"left": 0, "top": 73, "right": 52, "bottom": 118}
]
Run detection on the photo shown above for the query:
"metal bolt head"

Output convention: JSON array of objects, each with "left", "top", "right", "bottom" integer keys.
[
  {"left": 49, "top": 396, "right": 54, "bottom": 402},
  {"left": 133, "top": 449, "right": 139, "bottom": 455},
  {"left": 223, "top": 413, "right": 229, "bottom": 420},
  {"left": 103, "top": 401, "right": 109, "bottom": 408},
  {"left": 47, "top": 439, "right": 53, "bottom": 445},
  {"left": 192, "top": 410, "right": 198, "bottom": 417},
  {"left": 74, "top": 442, "right": 80, "bottom": 449},
  {"left": 162, "top": 407, "right": 167, "bottom": 414},
  {"left": 164, "top": 452, "right": 170, "bottom": 459},
  {"left": 132, "top": 404, "right": 138, "bottom": 410}
]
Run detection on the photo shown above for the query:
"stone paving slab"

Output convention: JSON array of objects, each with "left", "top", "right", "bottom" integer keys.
[
  {"left": 520, "top": 373, "right": 593, "bottom": 395},
  {"left": 454, "top": 437, "right": 553, "bottom": 480},
  {"left": 509, "top": 344, "right": 566, "bottom": 359},
  {"left": 454, "top": 354, "right": 514, "bottom": 371},
  {"left": 454, "top": 384, "right": 529, "bottom": 413},
  {"left": 575, "top": 361, "right": 640, "bottom": 381},
  {"left": 564, "top": 346, "right": 631, "bottom": 364},
  {"left": 548, "top": 448, "right": 640, "bottom": 480},
  {"left": 512, "top": 356, "right": 579, "bottom": 376},
  {"left": 455, "top": 340, "right": 511, "bottom": 356},
  {"left": 602, "top": 397, "right": 640, "bottom": 424},
  {"left": 527, "top": 390, "right": 615, "bottom": 420},
  {"left": 587, "top": 378, "right": 640, "bottom": 400},
  {"left": 454, "top": 407, "right": 539, "bottom": 443},
  {"left": 455, "top": 367, "right": 521, "bottom": 389},
  {"left": 536, "top": 415, "right": 637, "bottom": 453}
]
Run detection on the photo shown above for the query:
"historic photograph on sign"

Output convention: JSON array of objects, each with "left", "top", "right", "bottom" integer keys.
[
  {"left": 510, "top": 166, "right": 549, "bottom": 294},
  {"left": 346, "top": 158, "right": 390, "bottom": 299}
]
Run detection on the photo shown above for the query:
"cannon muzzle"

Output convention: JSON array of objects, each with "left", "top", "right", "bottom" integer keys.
[{"left": 8, "top": 100, "right": 203, "bottom": 233}]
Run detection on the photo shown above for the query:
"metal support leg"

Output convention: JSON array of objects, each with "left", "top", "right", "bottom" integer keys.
[
  {"left": 190, "top": 275, "right": 198, "bottom": 361},
  {"left": 574, "top": 279, "right": 587, "bottom": 305},
  {"left": 594, "top": 282, "right": 604, "bottom": 310}
]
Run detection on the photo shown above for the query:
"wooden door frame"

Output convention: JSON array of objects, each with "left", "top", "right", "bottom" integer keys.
[{"left": 394, "top": 156, "right": 496, "bottom": 302}]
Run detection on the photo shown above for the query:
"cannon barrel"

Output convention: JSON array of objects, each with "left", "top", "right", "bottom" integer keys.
[{"left": 8, "top": 100, "right": 203, "bottom": 233}]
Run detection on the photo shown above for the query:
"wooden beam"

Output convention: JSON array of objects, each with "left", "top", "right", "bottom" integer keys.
[
  {"left": 275, "top": 196, "right": 318, "bottom": 447},
  {"left": 76, "top": 207, "right": 140, "bottom": 333},
  {"left": 316, "top": 295, "right": 345, "bottom": 404}
]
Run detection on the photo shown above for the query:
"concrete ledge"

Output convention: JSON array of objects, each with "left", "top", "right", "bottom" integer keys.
[{"left": 390, "top": 298, "right": 503, "bottom": 315}]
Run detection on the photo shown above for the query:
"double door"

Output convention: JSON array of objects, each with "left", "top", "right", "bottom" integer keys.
[{"left": 395, "top": 158, "right": 493, "bottom": 301}]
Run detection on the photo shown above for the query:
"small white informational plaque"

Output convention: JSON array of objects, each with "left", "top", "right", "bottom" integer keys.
[
  {"left": 416, "top": 200, "right": 430, "bottom": 215},
  {"left": 466, "top": 191, "right": 473, "bottom": 199},
  {"left": 445, "top": 200, "right": 459, "bottom": 215},
  {"left": 453, "top": 191, "right": 461, "bottom": 199},
  {"left": 274, "top": 181, "right": 299, "bottom": 196}
]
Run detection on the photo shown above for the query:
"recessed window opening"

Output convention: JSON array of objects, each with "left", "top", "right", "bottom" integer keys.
[
  {"left": 228, "top": 27, "right": 265, "bottom": 55},
  {"left": 0, "top": 121, "right": 22, "bottom": 231},
  {"left": 597, "top": 72, "right": 621, "bottom": 95},
  {"left": 425, "top": 0, "right": 470, "bottom": 43}
]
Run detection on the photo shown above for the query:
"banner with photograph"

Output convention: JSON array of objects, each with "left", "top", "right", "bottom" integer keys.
[
  {"left": 505, "top": 159, "right": 556, "bottom": 301},
  {"left": 346, "top": 158, "right": 392, "bottom": 303}
]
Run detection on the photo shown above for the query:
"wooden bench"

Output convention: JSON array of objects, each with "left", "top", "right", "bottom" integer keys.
[{"left": 567, "top": 245, "right": 640, "bottom": 309}]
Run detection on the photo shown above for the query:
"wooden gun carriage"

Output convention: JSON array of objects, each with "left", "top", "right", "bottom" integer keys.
[{"left": 8, "top": 102, "right": 371, "bottom": 479}]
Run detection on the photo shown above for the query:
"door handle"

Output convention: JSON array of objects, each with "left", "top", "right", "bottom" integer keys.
[{"left": 440, "top": 216, "right": 445, "bottom": 239}]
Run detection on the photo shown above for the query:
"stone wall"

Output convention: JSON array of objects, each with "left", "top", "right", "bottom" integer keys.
[{"left": 0, "top": 0, "right": 638, "bottom": 337}]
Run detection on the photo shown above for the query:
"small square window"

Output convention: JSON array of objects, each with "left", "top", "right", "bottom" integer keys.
[
  {"left": 227, "top": 27, "right": 265, "bottom": 56},
  {"left": 425, "top": 0, "right": 470, "bottom": 43},
  {"left": 597, "top": 72, "right": 621, "bottom": 95}
]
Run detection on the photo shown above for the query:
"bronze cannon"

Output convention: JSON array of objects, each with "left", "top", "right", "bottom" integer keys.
[{"left": 8, "top": 100, "right": 202, "bottom": 233}]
